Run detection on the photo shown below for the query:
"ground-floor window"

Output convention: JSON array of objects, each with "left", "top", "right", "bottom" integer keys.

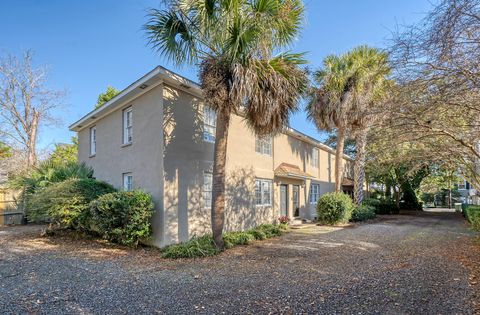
[
  {"left": 123, "top": 173, "right": 133, "bottom": 191},
  {"left": 203, "top": 172, "right": 213, "bottom": 209},
  {"left": 255, "top": 179, "right": 272, "bottom": 206},
  {"left": 309, "top": 183, "right": 320, "bottom": 204}
]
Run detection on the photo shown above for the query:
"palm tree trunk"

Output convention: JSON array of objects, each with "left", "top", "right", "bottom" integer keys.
[
  {"left": 211, "top": 109, "right": 231, "bottom": 249},
  {"left": 354, "top": 129, "right": 368, "bottom": 205},
  {"left": 334, "top": 127, "right": 346, "bottom": 192}
]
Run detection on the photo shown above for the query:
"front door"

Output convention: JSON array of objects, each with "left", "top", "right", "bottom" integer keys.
[
  {"left": 280, "top": 184, "right": 288, "bottom": 216},
  {"left": 293, "top": 185, "right": 300, "bottom": 217}
]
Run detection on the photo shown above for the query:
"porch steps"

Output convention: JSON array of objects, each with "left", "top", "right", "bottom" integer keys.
[{"left": 289, "top": 219, "right": 314, "bottom": 229}]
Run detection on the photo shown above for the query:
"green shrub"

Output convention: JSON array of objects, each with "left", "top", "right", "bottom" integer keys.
[
  {"left": 223, "top": 231, "right": 255, "bottom": 249},
  {"left": 351, "top": 205, "right": 376, "bottom": 222},
  {"left": 362, "top": 198, "right": 381, "bottom": 208},
  {"left": 256, "top": 224, "right": 282, "bottom": 237},
  {"left": 26, "top": 178, "right": 115, "bottom": 228},
  {"left": 161, "top": 235, "right": 219, "bottom": 258},
  {"left": 375, "top": 199, "right": 399, "bottom": 214},
  {"left": 89, "top": 190, "right": 154, "bottom": 246},
  {"left": 316, "top": 192, "right": 354, "bottom": 224},
  {"left": 247, "top": 228, "right": 267, "bottom": 240},
  {"left": 464, "top": 205, "right": 480, "bottom": 231}
]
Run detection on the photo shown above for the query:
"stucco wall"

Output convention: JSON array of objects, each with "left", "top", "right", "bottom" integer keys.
[
  {"left": 78, "top": 83, "right": 353, "bottom": 247},
  {"left": 77, "top": 86, "right": 165, "bottom": 245}
]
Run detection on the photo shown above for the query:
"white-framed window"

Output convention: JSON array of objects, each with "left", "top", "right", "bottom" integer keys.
[
  {"left": 123, "top": 107, "right": 133, "bottom": 144},
  {"left": 255, "top": 179, "right": 272, "bottom": 206},
  {"left": 255, "top": 135, "right": 272, "bottom": 156},
  {"left": 311, "top": 148, "right": 319, "bottom": 168},
  {"left": 123, "top": 173, "right": 133, "bottom": 191},
  {"left": 309, "top": 183, "right": 320, "bottom": 204},
  {"left": 203, "top": 172, "right": 213, "bottom": 209},
  {"left": 90, "top": 126, "right": 96, "bottom": 156},
  {"left": 203, "top": 106, "right": 216, "bottom": 143},
  {"left": 458, "top": 180, "right": 467, "bottom": 190}
]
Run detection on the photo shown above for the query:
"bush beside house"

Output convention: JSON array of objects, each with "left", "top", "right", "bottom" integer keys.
[
  {"left": 26, "top": 178, "right": 115, "bottom": 229},
  {"left": 89, "top": 191, "right": 155, "bottom": 246},
  {"left": 161, "top": 224, "right": 285, "bottom": 259},
  {"left": 316, "top": 192, "right": 355, "bottom": 224}
]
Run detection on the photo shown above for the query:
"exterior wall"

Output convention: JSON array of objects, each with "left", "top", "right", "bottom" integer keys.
[
  {"left": 77, "top": 82, "right": 353, "bottom": 247},
  {"left": 77, "top": 86, "right": 165, "bottom": 245},
  {"left": 161, "top": 85, "right": 212, "bottom": 245}
]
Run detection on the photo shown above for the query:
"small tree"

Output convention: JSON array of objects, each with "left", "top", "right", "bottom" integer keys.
[{"left": 95, "top": 86, "right": 120, "bottom": 109}]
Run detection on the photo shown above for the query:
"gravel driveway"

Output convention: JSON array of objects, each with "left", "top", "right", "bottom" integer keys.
[{"left": 1, "top": 210, "right": 479, "bottom": 314}]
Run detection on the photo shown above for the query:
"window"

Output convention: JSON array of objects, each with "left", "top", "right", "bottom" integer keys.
[
  {"left": 123, "top": 107, "right": 133, "bottom": 144},
  {"left": 311, "top": 148, "right": 319, "bottom": 168},
  {"left": 203, "top": 106, "right": 216, "bottom": 143},
  {"left": 255, "top": 136, "right": 272, "bottom": 156},
  {"left": 123, "top": 173, "right": 133, "bottom": 191},
  {"left": 203, "top": 172, "right": 213, "bottom": 209},
  {"left": 255, "top": 179, "right": 272, "bottom": 206},
  {"left": 309, "top": 184, "right": 320, "bottom": 204},
  {"left": 90, "top": 126, "right": 96, "bottom": 156},
  {"left": 458, "top": 180, "right": 467, "bottom": 190}
]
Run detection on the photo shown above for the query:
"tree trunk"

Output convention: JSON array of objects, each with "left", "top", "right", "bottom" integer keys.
[
  {"left": 211, "top": 109, "right": 231, "bottom": 249},
  {"left": 354, "top": 129, "right": 368, "bottom": 205},
  {"left": 334, "top": 127, "right": 346, "bottom": 192},
  {"left": 26, "top": 111, "right": 40, "bottom": 168}
]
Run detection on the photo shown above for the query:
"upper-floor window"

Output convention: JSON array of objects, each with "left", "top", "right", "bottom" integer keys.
[
  {"left": 255, "top": 136, "right": 272, "bottom": 156},
  {"left": 123, "top": 107, "right": 133, "bottom": 144},
  {"left": 123, "top": 172, "right": 133, "bottom": 191},
  {"left": 203, "top": 172, "right": 213, "bottom": 209},
  {"left": 203, "top": 106, "right": 216, "bottom": 143},
  {"left": 311, "top": 148, "right": 319, "bottom": 168},
  {"left": 255, "top": 179, "right": 272, "bottom": 206},
  {"left": 90, "top": 126, "right": 96, "bottom": 156},
  {"left": 458, "top": 180, "right": 467, "bottom": 190},
  {"left": 309, "top": 183, "right": 320, "bottom": 204}
]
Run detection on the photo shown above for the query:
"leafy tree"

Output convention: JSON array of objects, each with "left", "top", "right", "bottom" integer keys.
[
  {"left": 145, "top": 0, "right": 307, "bottom": 248},
  {"left": 95, "top": 86, "right": 120, "bottom": 109},
  {"left": 48, "top": 137, "right": 78, "bottom": 166}
]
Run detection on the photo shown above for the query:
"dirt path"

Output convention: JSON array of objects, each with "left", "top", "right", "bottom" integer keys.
[{"left": 1, "top": 210, "right": 479, "bottom": 314}]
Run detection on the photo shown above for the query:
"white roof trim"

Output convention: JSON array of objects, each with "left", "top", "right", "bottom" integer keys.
[{"left": 69, "top": 66, "right": 202, "bottom": 131}]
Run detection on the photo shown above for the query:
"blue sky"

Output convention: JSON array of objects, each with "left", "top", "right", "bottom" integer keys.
[{"left": 0, "top": 0, "right": 434, "bottom": 151}]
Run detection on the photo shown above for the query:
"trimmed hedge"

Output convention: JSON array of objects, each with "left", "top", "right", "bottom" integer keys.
[
  {"left": 351, "top": 205, "right": 376, "bottom": 222},
  {"left": 26, "top": 178, "right": 116, "bottom": 229},
  {"left": 464, "top": 205, "right": 480, "bottom": 231},
  {"left": 161, "top": 224, "right": 284, "bottom": 259},
  {"left": 363, "top": 198, "right": 399, "bottom": 215},
  {"left": 316, "top": 192, "right": 354, "bottom": 224},
  {"left": 89, "top": 190, "right": 154, "bottom": 246}
]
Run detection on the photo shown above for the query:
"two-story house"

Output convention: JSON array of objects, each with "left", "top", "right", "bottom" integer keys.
[{"left": 70, "top": 66, "right": 354, "bottom": 247}]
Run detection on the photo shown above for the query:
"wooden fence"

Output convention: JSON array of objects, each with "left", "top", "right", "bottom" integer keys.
[{"left": 0, "top": 188, "right": 22, "bottom": 225}]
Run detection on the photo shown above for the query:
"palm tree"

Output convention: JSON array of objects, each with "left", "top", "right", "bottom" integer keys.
[
  {"left": 307, "top": 54, "right": 356, "bottom": 192},
  {"left": 346, "top": 46, "right": 391, "bottom": 205},
  {"left": 144, "top": 0, "right": 307, "bottom": 248},
  {"left": 308, "top": 46, "right": 391, "bottom": 204}
]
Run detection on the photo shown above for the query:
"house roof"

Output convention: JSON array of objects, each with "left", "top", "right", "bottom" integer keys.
[
  {"left": 69, "top": 66, "right": 353, "bottom": 161},
  {"left": 274, "top": 163, "right": 314, "bottom": 180}
]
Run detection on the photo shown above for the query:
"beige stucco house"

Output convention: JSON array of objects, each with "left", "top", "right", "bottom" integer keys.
[{"left": 70, "top": 66, "right": 354, "bottom": 247}]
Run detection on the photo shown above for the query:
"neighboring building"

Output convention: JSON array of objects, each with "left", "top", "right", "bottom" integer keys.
[
  {"left": 70, "top": 66, "right": 354, "bottom": 247},
  {"left": 456, "top": 178, "right": 480, "bottom": 205}
]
